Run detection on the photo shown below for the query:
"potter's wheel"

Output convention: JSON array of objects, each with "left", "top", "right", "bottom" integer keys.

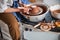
[{"left": 20, "top": 11, "right": 60, "bottom": 32}]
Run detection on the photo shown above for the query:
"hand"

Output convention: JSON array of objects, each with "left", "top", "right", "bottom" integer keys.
[{"left": 18, "top": 7, "right": 29, "bottom": 13}]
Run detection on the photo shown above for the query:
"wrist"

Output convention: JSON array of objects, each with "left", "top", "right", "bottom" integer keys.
[{"left": 16, "top": 8, "right": 21, "bottom": 12}]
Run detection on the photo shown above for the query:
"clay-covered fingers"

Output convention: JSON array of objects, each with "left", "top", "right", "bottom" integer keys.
[{"left": 18, "top": 7, "right": 30, "bottom": 13}]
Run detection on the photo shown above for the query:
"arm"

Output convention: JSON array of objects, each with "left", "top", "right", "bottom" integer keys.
[
  {"left": 0, "top": 0, "right": 21, "bottom": 13},
  {"left": 4, "top": 8, "right": 21, "bottom": 13},
  {"left": 0, "top": 2, "right": 29, "bottom": 13},
  {"left": 4, "top": 7, "right": 30, "bottom": 13}
]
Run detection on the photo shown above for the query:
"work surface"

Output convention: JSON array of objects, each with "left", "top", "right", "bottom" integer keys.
[{"left": 24, "top": 31, "right": 60, "bottom": 40}]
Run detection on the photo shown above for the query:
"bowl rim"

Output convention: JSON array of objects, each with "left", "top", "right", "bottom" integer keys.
[
  {"left": 21, "top": 3, "right": 49, "bottom": 16},
  {"left": 49, "top": 4, "right": 60, "bottom": 11}
]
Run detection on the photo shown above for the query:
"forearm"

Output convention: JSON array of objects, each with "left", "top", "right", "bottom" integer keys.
[{"left": 4, "top": 8, "right": 21, "bottom": 13}]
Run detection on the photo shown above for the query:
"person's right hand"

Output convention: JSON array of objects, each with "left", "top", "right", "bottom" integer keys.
[{"left": 18, "top": 7, "right": 30, "bottom": 13}]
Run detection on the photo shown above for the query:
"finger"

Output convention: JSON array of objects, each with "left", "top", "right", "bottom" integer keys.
[{"left": 18, "top": 7, "right": 24, "bottom": 9}]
